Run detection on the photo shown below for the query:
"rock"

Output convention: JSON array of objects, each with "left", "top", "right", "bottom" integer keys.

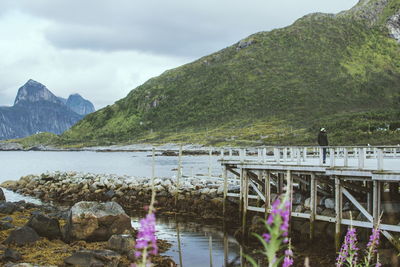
[
  {"left": 320, "top": 208, "right": 335, "bottom": 217},
  {"left": 0, "top": 188, "right": 5, "bottom": 202},
  {"left": 0, "top": 202, "right": 17, "bottom": 214},
  {"left": 4, "top": 226, "right": 40, "bottom": 246},
  {"left": 0, "top": 221, "right": 14, "bottom": 230},
  {"left": 293, "top": 204, "right": 304, "bottom": 213},
  {"left": 4, "top": 263, "right": 57, "bottom": 267},
  {"left": 104, "top": 190, "right": 115, "bottom": 199},
  {"left": 3, "top": 248, "right": 22, "bottom": 261},
  {"left": 107, "top": 234, "right": 135, "bottom": 254},
  {"left": 26, "top": 213, "right": 61, "bottom": 240},
  {"left": 324, "top": 198, "right": 335, "bottom": 209},
  {"left": 1, "top": 181, "right": 20, "bottom": 189},
  {"left": 0, "top": 142, "right": 23, "bottom": 151},
  {"left": 1, "top": 216, "right": 13, "bottom": 222},
  {"left": 342, "top": 210, "right": 360, "bottom": 220},
  {"left": 65, "top": 201, "right": 133, "bottom": 242},
  {"left": 64, "top": 249, "right": 121, "bottom": 267},
  {"left": 292, "top": 192, "right": 304, "bottom": 205}
]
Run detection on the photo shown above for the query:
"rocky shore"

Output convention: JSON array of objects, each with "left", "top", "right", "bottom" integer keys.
[
  {"left": 0, "top": 195, "right": 174, "bottom": 266},
  {"left": 2, "top": 172, "right": 240, "bottom": 220}
]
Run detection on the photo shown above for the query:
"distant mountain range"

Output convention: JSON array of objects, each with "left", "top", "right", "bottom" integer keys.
[
  {"left": 61, "top": 0, "right": 400, "bottom": 146},
  {"left": 0, "top": 79, "right": 95, "bottom": 140}
]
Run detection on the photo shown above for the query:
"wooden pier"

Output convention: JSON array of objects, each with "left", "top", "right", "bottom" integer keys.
[{"left": 219, "top": 146, "right": 400, "bottom": 251}]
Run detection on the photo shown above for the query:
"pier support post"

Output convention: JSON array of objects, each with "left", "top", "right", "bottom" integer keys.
[
  {"left": 264, "top": 170, "right": 271, "bottom": 221},
  {"left": 335, "top": 177, "right": 343, "bottom": 252},
  {"left": 310, "top": 173, "right": 317, "bottom": 240},
  {"left": 286, "top": 170, "right": 293, "bottom": 233},
  {"left": 242, "top": 169, "right": 249, "bottom": 241},
  {"left": 223, "top": 165, "right": 228, "bottom": 216},
  {"left": 373, "top": 181, "right": 381, "bottom": 225}
]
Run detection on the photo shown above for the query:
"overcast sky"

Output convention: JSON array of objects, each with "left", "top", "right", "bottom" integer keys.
[{"left": 0, "top": 0, "right": 358, "bottom": 109}]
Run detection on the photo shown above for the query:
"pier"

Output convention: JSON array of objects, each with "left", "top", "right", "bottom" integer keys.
[{"left": 219, "top": 146, "right": 400, "bottom": 251}]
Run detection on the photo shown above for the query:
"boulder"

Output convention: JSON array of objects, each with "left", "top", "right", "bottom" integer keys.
[
  {"left": 0, "top": 221, "right": 14, "bottom": 230},
  {"left": 65, "top": 201, "right": 132, "bottom": 242},
  {"left": 64, "top": 249, "right": 121, "bottom": 267},
  {"left": 0, "top": 188, "right": 5, "bottom": 202},
  {"left": 4, "top": 226, "right": 40, "bottom": 246},
  {"left": 107, "top": 234, "right": 135, "bottom": 254},
  {"left": 2, "top": 248, "right": 22, "bottom": 261},
  {"left": 4, "top": 264, "right": 57, "bottom": 267},
  {"left": 0, "top": 202, "right": 17, "bottom": 214},
  {"left": 324, "top": 198, "right": 335, "bottom": 209},
  {"left": 26, "top": 213, "right": 61, "bottom": 240}
]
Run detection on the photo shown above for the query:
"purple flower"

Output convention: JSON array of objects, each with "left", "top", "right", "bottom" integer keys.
[
  {"left": 135, "top": 213, "right": 158, "bottom": 259},
  {"left": 282, "top": 248, "right": 294, "bottom": 267},
  {"left": 262, "top": 233, "right": 271, "bottom": 243},
  {"left": 336, "top": 227, "right": 358, "bottom": 267},
  {"left": 367, "top": 228, "right": 380, "bottom": 253}
]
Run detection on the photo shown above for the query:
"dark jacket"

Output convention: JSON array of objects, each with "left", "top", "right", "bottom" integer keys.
[{"left": 318, "top": 131, "right": 328, "bottom": 146}]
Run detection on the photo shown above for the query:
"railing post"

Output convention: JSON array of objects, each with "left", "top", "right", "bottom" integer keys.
[
  {"left": 274, "top": 148, "right": 280, "bottom": 164},
  {"left": 303, "top": 147, "right": 307, "bottom": 162},
  {"left": 319, "top": 147, "right": 323, "bottom": 165},
  {"left": 330, "top": 148, "right": 335, "bottom": 167},
  {"left": 263, "top": 147, "right": 267, "bottom": 163},
  {"left": 296, "top": 148, "right": 301, "bottom": 165},
  {"left": 283, "top": 147, "right": 288, "bottom": 162},
  {"left": 220, "top": 148, "right": 225, "bottom": 160},
  {"left": 377, "top": 148, "right": 384, "bottom": 171},
  {"left": 344, "top": 148, "right": 348, "bottom": 167},
  {"left": 358, "top": 148, "right": 365, "bottom": 169}
]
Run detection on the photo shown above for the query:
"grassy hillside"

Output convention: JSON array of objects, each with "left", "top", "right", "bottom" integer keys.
[{"left": 61, "top": 0, "right": 400, "bottom": 147}]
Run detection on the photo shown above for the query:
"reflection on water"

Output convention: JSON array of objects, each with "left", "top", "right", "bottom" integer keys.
[{"left": 131, "top": 215, "right": 241, "bottom": 267}]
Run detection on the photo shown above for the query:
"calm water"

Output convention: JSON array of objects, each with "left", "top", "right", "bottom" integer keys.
[
  {"left": 0, "top": 151, "right": 239, "bottom": 266},
  {"left": 0, "top": 151, "right": 222, "bottom": 182}
]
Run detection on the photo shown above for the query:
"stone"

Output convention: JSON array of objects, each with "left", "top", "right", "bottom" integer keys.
[
  {"left": 3, "top": 248, "right": 22, "bottom": 261},
  {"left": 104, "top": 190, "right": 115, "bottom": 199},
  {"left": 324, "top": 198, "right": 335, "bottom": 209},
  {"left": 320, "top": 208, "right": 335, "bottom": 217},
  {"left": 65, "top": 201, "right": 133, "bottom": 242},
  {"left": 4, "top": 226, "right": 40, "bottom": 246},
  {"left": 26, "top": 213, "right": 61, "bottom": 240},
  {"left": 1, "top": 216, "right": 13, "bottom": 222},
  {"left": 292, "top": 192, "right": 304, "bottom": 205},
  {"left": 107, "top": 234, "right": 135, "bottom": 254},
  {"left": 293, "top": 204, "right": 305, "bottom": 213},
  {"left": 64, "top": 249, "right": 121, "bottom": 267},
  {"left": 0, "top": 202, "right": 17, "bottom": 214},
  {"left": 0, "top": 221, "right": 14, "bottom": 230},
  {"left": 0, "top": 188, "right": 5, "bottom": 202}
]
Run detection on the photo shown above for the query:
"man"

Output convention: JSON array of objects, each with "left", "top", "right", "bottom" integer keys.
[{"left": 318, "top": 128, "right": 328, "bottom": 163}]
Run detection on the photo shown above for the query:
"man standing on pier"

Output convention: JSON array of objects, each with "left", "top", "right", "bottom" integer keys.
[{"left": 318, "top": 128, "right": 328, "bottom": 164}]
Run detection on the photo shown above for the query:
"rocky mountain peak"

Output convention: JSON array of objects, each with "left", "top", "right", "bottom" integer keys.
[
  {"left": 14, "top": 79, "right": 61, "bottom": 106},
  {"left": 66, "top": 93, "right": 95, "bottom": 116}
]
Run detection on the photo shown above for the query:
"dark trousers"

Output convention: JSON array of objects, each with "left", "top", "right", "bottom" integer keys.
[{"left": 322, "top": 147, "right": 327, "bottom": 163}]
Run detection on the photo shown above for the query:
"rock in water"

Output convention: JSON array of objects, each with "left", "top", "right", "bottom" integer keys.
[
  {"left": 65, "top": 201, "right": 132, "bottom": 242},
  {"left": 4, "top": 226, "right": 40, "bottom": 246},
  {"left": 26, "top": 213, "right": 61, "bottom": 239}
]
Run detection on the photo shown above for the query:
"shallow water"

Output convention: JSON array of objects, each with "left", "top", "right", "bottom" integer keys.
[
  {"left": 132, "top": 216, "right": 241, "bottom": 267},
  {"left": 0, "top": 151, "right": 240, "bottom": 266}
]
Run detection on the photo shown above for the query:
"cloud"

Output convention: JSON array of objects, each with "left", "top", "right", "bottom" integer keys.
[
  {"left": 0, "top": 0, "right": 358, "bottom": 57},
  {"left": 0, "top": 0, "right": 358, "bottom": 108}
]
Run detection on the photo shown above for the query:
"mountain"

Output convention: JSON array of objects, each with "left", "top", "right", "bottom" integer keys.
[
  {"left": 65, "top": 94, "right": 95, "bottom": 116},
  {"left": 0, "top": 80, "right": 95, "bottom": 140},
  {"left": 61, "top": 0, "right": 400, "bottom": 146}
]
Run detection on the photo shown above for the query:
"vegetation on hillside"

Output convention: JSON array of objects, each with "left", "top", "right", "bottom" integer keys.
[{"left": 58, "top": 0, "right": 400, "bottom": 147}]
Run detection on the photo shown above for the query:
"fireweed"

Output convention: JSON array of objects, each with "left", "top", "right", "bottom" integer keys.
[
  {"left": 336, "top": 222, "right": 381, "bottom": 267},
  {"left": 132, "top": 175, "right": 158, "bottom": 266},
  {"left": 246, "top": 195, "right": 294, "bottom": 267}
]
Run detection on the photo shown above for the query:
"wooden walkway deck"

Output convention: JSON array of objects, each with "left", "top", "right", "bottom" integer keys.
[{"left": 219, "top": 146, "right": 400, "bottom": 251}]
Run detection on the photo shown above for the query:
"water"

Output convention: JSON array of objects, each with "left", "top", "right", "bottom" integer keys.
[
  {"left": 0, "top": 151, "right": 239, "bottom": 266},
  {"left": 132, "top": 216, "right": 240, "bottom": 267},
  {"left": 0, "top": 151, "right": 222, "bottom": 182}
]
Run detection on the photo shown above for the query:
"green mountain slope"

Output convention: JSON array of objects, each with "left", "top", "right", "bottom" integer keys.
[{"left": 61, "top": 0, "right": 400, "bottom": 146}]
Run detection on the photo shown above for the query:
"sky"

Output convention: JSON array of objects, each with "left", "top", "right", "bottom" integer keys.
[{"left": 0, "top": 0, "right": 358, "bottom": 109}]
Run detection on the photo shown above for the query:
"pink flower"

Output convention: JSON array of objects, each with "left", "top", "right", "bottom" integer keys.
[{"left": 135, "top": 213, "right": 158, "bottom": 258}]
